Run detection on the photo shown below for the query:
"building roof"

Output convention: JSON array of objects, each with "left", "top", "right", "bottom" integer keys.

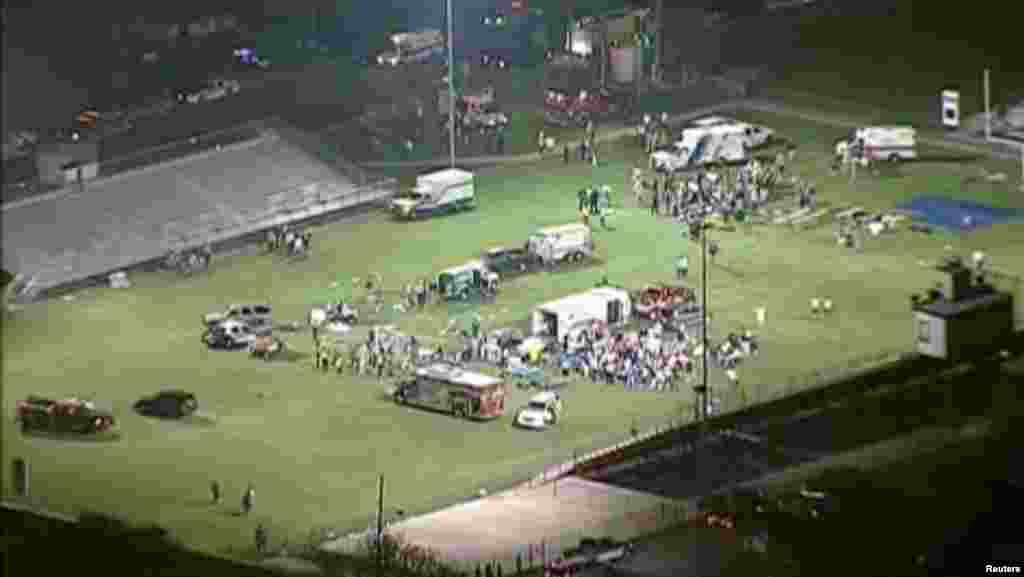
[
  {"left": 914, "top": 290, "right": 1012, "bottom": 319},
  {"left": 534, "top": 222, "right": 590, "bottom": 236},
  {"left": 418, "top": 168, "right": 473, "bottom": 187},
  {"left": 530, "top": 391, "right": 559, "bottom": 404},
  {"left": 539, "top": 287, "right": 629, "bottom": 315}
]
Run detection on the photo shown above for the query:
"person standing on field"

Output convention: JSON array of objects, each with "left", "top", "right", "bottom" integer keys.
[
  {"left": 255, "top": 523, "right": 268, "bottom": 554},
  {"left": 241, "top": 484, "right": 255, "bottom": 515},
  {"left": 676, "top": 255, "right": 689, "bottom": 279}
]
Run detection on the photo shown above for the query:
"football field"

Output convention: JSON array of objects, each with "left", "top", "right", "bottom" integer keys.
[{"left": 3, "top": 111, "right": 1023, "bottom": 560}]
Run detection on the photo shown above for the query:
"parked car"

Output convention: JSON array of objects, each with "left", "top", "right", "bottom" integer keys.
[
  {"left": 203, "top": 319, "right": 264, "bottom": 349},
  {"left": 514, "top": 391, "right": 563, "bottom": 429},
  {"left": 133, "top": 390, "right": 199, "bottom": 419},
  {"left": 15, "top": 396, "right": 116, "bottom": 435},
  {"left": 203, "top": 303, "right": 272, "bottom": 329},
  {"left": 180, "top": 78, "right": 241, "bottom": 104}
]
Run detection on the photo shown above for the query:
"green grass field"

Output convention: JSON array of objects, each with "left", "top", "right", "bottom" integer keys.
[
  {"left": 762, "top": 4, "right": 1024, "bottom": 128},
  {"left": 3, "top": 110, "right": 1024, "bottom": 560}
]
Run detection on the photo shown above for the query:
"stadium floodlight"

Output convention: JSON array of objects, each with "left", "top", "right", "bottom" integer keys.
[{"left": 447, "top": 0, "right": 456, "bottom": 167}]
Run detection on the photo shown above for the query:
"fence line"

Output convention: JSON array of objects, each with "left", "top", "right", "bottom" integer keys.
[{"left": 523, "top": 345, "right": 909, "bottom": 490}]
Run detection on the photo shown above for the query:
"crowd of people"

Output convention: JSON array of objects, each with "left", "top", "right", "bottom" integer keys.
[
  {"left": 633, "top": 155, "right": 799, "bottom": 228},
  {"left": 552, "top": 319, "right": 760, "bottom": 393}
]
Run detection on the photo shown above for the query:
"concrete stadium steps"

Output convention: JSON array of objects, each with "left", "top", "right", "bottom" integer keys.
[{"left": 2, "top": 128, "right": 365, "bottom": 292}]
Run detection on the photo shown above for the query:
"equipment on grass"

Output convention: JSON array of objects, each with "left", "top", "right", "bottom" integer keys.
[{"left": 249, "top": 335, "right": 286, "bottom": 360}]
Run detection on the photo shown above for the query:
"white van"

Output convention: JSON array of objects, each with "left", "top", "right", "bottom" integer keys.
[
  {"left": 532, "top": 287, "right": 632, "bottom": 343},
  {"left": 527, "top": 223, "right": 594, "bottom": 265},
  {"left": 652, "top": 117, "right": 768, "bottom": 171},
  {"left": 391, "top": 168, "right": 476, "bottom": 219},
  {"left": 683, "top": 117, "right": 773, "bottom": 150},
  {"left": 851, "top": 126, "right": 917, "bottom": 162}
]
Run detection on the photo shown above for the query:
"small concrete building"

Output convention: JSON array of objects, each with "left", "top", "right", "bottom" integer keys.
[
  {"left": 36, "top": 140, "right": 99, "bottom": 187},
  {"left": 912, "top": 258, "right": 1015, "bottom": 361}
]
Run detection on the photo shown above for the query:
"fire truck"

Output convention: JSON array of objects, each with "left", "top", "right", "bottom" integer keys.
[
  {"left": 15, "top": 396, "right": 116, "bottom": 435},
  {"left": 392, "top": 363, "right": 506, "bottom": 420}
]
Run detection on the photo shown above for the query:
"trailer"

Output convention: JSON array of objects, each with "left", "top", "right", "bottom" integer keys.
[{"left": 532, "top": 287, "right": 632, "bottom": 343}]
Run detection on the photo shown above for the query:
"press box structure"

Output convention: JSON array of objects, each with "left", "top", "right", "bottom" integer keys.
[{"left": 913, "top": 258, "right": 1015, "bottom": 361}]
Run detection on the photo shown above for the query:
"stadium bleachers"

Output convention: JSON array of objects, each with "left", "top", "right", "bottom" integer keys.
[{"left": 1, "top": 130, "right": 392, "bottom": 292}]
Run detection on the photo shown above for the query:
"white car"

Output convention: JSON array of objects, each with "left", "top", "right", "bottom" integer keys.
[
  {"left": 204, "top": 319, "right": 261, "bottom": 349},
  {"left": 515, "top": 391, "right": 563, "bottom": 430},
  {"left": 203, "top": 303, "right": 272, "bottom": 329},
  {"left": 184, "top": 79, "right": 240, "bottom": 104}
]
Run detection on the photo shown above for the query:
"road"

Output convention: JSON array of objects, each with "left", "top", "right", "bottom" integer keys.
[
  {"left": 354, "top": 97, "right": 1023, "bottom": 170},
  {"left": 742, "top": 100, "right": 1024, "bottom": 162}
]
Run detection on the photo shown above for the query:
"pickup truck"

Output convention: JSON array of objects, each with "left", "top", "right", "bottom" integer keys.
[{"left": 481, "top": 246, "right": 537, "bottom": 277}]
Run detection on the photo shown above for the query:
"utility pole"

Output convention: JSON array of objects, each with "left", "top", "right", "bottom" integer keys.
[
  {"left": 984, "top": 69, "right": 1024, "bottom": 191},
  {"left": 697, "top": 222, "right": 710, "bottom": 420},
  {"left": 984, "top": 68, "right": 992, "bottom": 141},
  {"left": 375, "top": 474, "right": 384, "bottom": 577},
  {"left": 447, "top": 0, "right": 456, "bottom": 168},
  {"left": 653, "top": 0, "right": 663, "bottom": 83}
]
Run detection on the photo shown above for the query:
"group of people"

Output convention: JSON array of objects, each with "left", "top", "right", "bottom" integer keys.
[
  {"left": 634, "top": 153, "right": 800, "bottom": 230},
  {"left": 266, "top": 225, "right": 313, "bottom": 258},
  {"left": 638, "top": 112, "right": 673, "bottom": 153},
  {"left": 540, "top": 118, "right": 601, "bottom": 167},
  {"left": 576, "top": 184, "right": 614, "bottom": 228},
  {"left": 312, "top": 325, "right": 421, "bottom": 379},
  {"left": 164, "top": 244, "right": 212, "bottom": 276},
  {"left": 555, "top": 320, "right": 759, "bottom": 393}
]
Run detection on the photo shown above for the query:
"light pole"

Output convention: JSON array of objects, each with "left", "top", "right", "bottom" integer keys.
[
  {"left": 447, "top": 0, "right": 456, "bottom": 168},
  {"left": 984, "top": 69, "right": 1024, "bottom": 190},
  {"left": 375, "top": 474, "right": 384, "bottom": 577},
  {"left": 692, "top": 220, "right": 710, "bottom": 422}
]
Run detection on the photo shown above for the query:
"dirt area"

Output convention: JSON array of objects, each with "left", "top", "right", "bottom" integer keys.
[{"left": 321, "top": 476, "right": 683, "bottom": 570}]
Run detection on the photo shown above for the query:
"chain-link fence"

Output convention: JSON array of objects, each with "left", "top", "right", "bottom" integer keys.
[{"left": 525, "top": 344, "right": 911, "bottom": 490}]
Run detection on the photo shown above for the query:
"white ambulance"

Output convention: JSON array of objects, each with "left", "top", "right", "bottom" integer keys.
[{"left": 850, "top": 126, "right": 917, "bottom": 163}]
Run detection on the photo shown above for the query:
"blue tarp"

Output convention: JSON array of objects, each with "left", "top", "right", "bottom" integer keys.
[{"left": 898, "top": 196, "right": 1024, "bottom": 233}]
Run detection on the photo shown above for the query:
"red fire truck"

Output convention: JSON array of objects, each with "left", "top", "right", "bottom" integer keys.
[{"left": 393, "top": 363, "right": 506, "bottom": 420}]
